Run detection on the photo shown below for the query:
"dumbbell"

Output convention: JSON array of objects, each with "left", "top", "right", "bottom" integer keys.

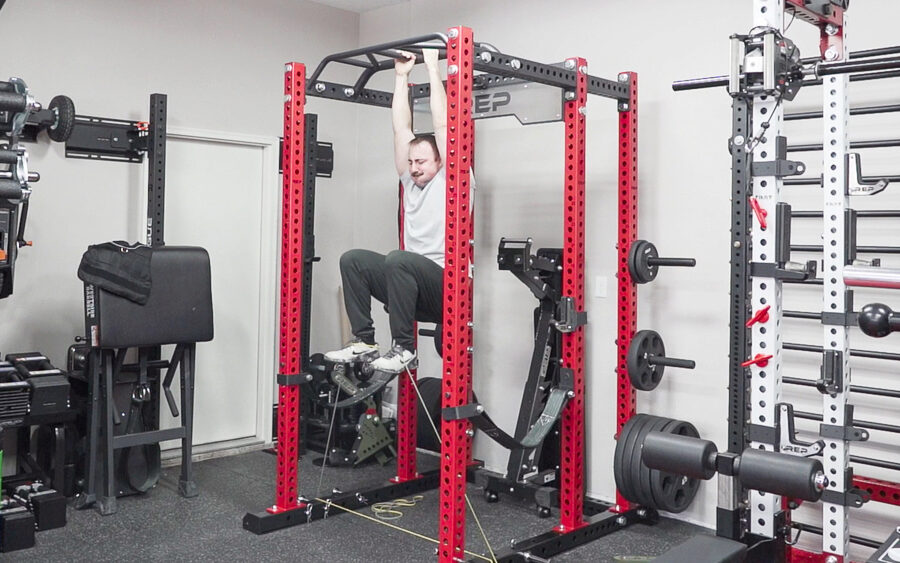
[
  {"left": 642, "top": 432, "right": 827, "bottom": 502},
  {"left": 628, "top": 240, "right": 696, "bottom": 284},
  {"left": 0, "top": 498, "right": 35, "bottom": 552},
  {"left": 12, "top": 482, "right": 66, "bottom": 530},
  {"left": 858, "top": 303, "right": 900, "bottom": 338},
  {"left": 627, "top": 330, "right": 695, "bottom": 391}
]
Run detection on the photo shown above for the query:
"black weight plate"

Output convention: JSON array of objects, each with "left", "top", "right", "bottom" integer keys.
[
  {"left": 614, "top": 414, "right": 657, "bottom": 504},
  {"left": 635, "top": 416, "right": 672, "bottom": 508},
  {"left": 615, "top": 414, "right": 649, "bottom": 504},
  {"left": 649, "top": 419, "right": 701, "bottom": 513},
  {"left": 627, "top": 330, "right": 666, "bottom": 391},
  {"left": 644, "top": 417, "right": 682, "bottom": 511},
  {"left": 627, "top": 240, "right": 659, "bottom": 284},
  {"left": 623, "top": 414, "right": 662, "bottom": 505}
]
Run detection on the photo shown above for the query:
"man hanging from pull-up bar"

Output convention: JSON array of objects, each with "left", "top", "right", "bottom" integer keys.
[{"left": 325, "top": 48, "right": 449, "bottom": 373}]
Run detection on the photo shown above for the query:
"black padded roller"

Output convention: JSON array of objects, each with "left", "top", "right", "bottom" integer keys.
[
  {"left": 738, "top": 448, "right": 824, "bottom": 501},
  {"left": 0, "top": 178, "right": 23, "bottom": 199},
  {"left": 0, "top": 90, "right": 27, "bottom": 112},
  {"left": 0, "top": 149, "right": 20, "bottom": 164},
  {"left": 643, "top": 431, "right": 717, "bottom": 480}
]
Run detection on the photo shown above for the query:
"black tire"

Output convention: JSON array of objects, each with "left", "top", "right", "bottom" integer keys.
[
  {"left": 416, "top": 377, "right": 443, "bottom": 451},
  {"left": 48, "top": 95, "right": 75, "bottom": 142}
]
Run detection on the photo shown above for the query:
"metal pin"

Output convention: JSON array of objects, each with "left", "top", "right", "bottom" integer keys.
[
  {"left": 448, "top": 28, "right": 459, "bottom": 38},
  {"left": 618, "top": 73, "right": 629, "bottom": 82},
  {"left": 315, "top": 83, "right": 326, "bottom": 93},
  {"left": 343, "top": 87, "right": 355, "bottom": 97},
  {"left": 564, "top": 59, "right": 576, "bottom": 70},
  {"left": 284, "top": 94, "right": 291, "bottom": 103},
  {"left": 284, "top": 64, "right": 292, "bottom": 72},
  {"left": 479, "top": 51, "right": 492, "bottom": 63},
  {"left": 448, "top": 64, "right": 459, "bottom": 76},
  {"left": 510, "top": 59, "right": 521, "bottom": 70}
]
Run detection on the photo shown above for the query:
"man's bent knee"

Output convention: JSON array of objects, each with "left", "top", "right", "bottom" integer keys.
[
  {"left": 340, "top": 249, "right": 371, "bottom": 271},
  {"left": 385, "top": 249, "right": 417, "bottom": 271}
]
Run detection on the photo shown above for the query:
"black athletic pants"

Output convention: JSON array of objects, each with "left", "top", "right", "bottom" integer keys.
[{"left": 339, "top": 249, "right": 443, "bottom": 351}]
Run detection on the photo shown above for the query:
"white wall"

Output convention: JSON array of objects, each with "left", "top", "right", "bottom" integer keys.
[
  {"left": 355, "top": 0, "right": 900, "bottom": 555},
  {"left": 2, "top": 0, "right": 899, "bottom": 557},
  {"left": 0, "top": 0, "right": 360, "bottom": 365}
]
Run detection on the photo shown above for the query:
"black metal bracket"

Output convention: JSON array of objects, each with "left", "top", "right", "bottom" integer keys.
[
  {"left": 747, "top": 403, "right": 824, "bottom": 456},
  {"left": 278, "top": 135, "right": 333, "bottom": 178},
  {"left": 751, "top": 260, "right": 817, "bottom": 281},
  {"left": 816, "top": 349, "right": 844, "bottom": 395},
  {"left": 715, "top": 452, "right": 741, "bottom": 477},
  {"left": 554, "top": 296, "right": 587, "bottom": 333},
  {"left": 442, "top": 402, "right": 481, "bottom": 422},
  {"left": 820, "top": 487, "right": 868, "bottom": 508},
  {"left": 751, "top": 137, "right": 805, "bottom": 178},
  {"left": 752, "top": 158, "right": 805, "bottom": 177},
  {"left": 276, "top": 373, "right": 305, "bottom": 386},
  {"left": 821, "top": 290, "right": 856, "bottom": 326},
  {"left": 747, "top": 423, "right": 777, "bottom": 446},
  {"left": 820, "top": 423, "right": 869, "bottom": 442},
  {"left": 64, "top": 115, "right": 148, "bottom": 162},
  {"left": 819, "top": 405, "right": 869, "bottom": 442},
  {"left": 774, "top": 202, "right": 792, "bottom": 265},
  {"left": 557, "top": 368, "right": 574, "bottom": 392}
]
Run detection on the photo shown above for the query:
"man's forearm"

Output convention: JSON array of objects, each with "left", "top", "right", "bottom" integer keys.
[
  {"left": 427, "top": 66, "right": 446, "bottom": 129},
  {"left": 392, "top": 74, "right": 411, "bottom": 132}
]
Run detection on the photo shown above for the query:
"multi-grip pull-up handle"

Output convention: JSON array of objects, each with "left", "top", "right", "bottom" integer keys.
[{"left": 306, "top": 32, "right": 449, "bottom": 88}]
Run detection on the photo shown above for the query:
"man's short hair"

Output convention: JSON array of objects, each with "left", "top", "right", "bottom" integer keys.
[{"left": 409, "top": 135, "right": 440, "bottom": 160}]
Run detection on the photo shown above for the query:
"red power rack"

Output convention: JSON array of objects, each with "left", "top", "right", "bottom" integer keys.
[{"left": 245, "top": 27, "right": 645, "bottom": 563}]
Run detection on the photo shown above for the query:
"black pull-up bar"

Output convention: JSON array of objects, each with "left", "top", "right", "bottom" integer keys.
[
  {"left": 307, "top": 32, "right": 449, "bottom": 86},
  {"left": 305, "top": 32, "right": 630, "bottom": 107}
]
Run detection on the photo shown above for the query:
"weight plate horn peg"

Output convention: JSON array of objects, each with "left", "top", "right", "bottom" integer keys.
[
  {"left": 628, "top": 240, "right": 696, "bottom": 284},
  {"left": 627, "top": 330, "right": 696, "bottom": 391}
]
